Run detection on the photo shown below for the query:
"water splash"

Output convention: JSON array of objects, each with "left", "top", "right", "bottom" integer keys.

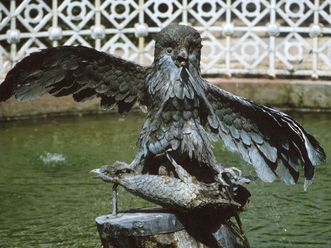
[{"left": 40, "top": 152, "right": 66, "bottom": 165}]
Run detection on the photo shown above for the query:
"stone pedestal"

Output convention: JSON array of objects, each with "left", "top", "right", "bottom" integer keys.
[{"left": 96, "top": 208, "right": 249, "bottom": 248}]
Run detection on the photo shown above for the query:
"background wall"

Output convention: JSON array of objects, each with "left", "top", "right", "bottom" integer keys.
[{"left": 2, "top": 0, "right": 331, "bottom": 78}]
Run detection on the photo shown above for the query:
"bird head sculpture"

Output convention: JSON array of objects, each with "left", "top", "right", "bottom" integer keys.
[
  {"left": 153, "top": 24, "right": 202, "bottom": 72},
  {"left": 91, "top": 161, "right": 135, "bottom": 183}
]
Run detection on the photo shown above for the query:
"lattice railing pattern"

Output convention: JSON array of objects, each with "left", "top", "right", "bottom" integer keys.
[{"left": 1, "top": 0, "right": 331, "bottom": 79}]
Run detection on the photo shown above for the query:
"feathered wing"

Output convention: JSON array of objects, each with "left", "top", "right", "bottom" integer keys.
[
  {"left": 0, "top": 46, "right": 150, "bottom": 113},
  {"left": 204, "top": 82, "right": 326, "bottom": 186}
]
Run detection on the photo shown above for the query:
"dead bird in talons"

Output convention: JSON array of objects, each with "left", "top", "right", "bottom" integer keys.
[{"left": 91, "top": 160, "right": 253, "bottom": 235}]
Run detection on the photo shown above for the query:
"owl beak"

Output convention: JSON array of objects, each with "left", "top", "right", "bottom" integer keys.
[{"left": 176, "top": 48, "right": 188, "bottom": 67}]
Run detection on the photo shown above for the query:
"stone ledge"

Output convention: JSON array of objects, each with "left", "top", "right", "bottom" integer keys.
[
  {"left": 0, "top": 95, "right": 102, "bottom": 120},
  {"left": 0, "top": 78, "right": 330, "bottom": 119},
  {"left": 209, "top": 78, "right": 331, "bottom": 109}
]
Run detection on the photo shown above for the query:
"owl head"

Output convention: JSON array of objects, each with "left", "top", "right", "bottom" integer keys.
[{"left": 153, "top": 24, "right": 202, "bottom": 70}]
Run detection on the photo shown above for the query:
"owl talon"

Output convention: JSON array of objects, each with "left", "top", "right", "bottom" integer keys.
[
  {"left": 223, "top": 167, "right": 242, "bottom": 178},
  {"left": 216, "top": 167, "right": 243, "bottom": 186}
]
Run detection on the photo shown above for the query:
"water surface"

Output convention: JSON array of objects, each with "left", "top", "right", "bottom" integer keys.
[{"left": 0, "top": 112, "right": 330, "bottom": 247}]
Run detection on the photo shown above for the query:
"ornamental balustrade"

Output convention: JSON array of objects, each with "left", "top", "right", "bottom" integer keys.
[{"left": 1, "top": 0, "right": 331, "bottom": 80}]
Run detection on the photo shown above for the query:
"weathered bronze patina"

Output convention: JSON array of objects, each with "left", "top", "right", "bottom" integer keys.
[{"left": 0, "top": 24, "right": 326, "bottom": 247}]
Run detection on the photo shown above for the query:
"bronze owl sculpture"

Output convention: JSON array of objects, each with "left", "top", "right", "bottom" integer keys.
[{"left": 0, "top": 24, "right": 325, "bottom": 193}]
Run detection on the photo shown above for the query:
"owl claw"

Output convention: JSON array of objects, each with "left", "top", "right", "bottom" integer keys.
[
  {"left": 217, "top": 167, "right": 243, "bottom": 186},
  {"left": 223, "top": 167, "right": 242, "bottom": 178},
  {"left": 217, "top": 177, "right": 230, "bottom": 187}
]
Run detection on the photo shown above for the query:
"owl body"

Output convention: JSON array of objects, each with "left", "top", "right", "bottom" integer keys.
[{"left": 138, "top": 57, "right": 218, "bottom": 182}]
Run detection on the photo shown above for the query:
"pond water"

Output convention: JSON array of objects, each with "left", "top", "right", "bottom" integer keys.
[{"left": 0, "top": 112, "right": 330, "bottom": 247}]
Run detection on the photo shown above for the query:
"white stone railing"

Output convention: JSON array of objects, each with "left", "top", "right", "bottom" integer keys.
[{"left": 1, "top": 0, "right": 331, "bottom": 79}]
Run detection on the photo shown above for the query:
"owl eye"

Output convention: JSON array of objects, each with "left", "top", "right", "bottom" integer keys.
[{"left": 166, "top": 47, "right": 173, "bottom": 54}]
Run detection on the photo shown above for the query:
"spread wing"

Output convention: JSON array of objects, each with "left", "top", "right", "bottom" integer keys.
[
  {"left": 204, "top": 82, "right": 326, "bottom": 186},
  {"left": 0, "top": 46, "right": 150, "bottom": 113}
]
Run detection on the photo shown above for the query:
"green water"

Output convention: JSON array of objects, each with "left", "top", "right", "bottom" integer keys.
[{"left": 0, "top": 112, "right": 330, "bottom": 247}]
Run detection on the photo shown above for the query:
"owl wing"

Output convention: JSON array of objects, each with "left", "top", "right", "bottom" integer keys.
[
  {"left": 204, "top": 82, "right": 326, "bottom": 186},
  {"left": 0, "top": 46, "right": 150, "bottom": 113}
]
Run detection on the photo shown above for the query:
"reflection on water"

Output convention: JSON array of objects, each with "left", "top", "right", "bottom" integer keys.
[{"left": 0, "top": 112, "right": 330, "bottom": 247}]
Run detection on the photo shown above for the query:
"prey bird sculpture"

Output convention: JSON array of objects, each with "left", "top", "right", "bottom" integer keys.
[
  {"left": 0, "top": 25, "right": 326, "bottom": 216},
  {"left": 91, "top": 161, "right": 249, "bottom": 213},
  {"left": 91, "top": 160, "right": 251, "bottom": 237}
]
